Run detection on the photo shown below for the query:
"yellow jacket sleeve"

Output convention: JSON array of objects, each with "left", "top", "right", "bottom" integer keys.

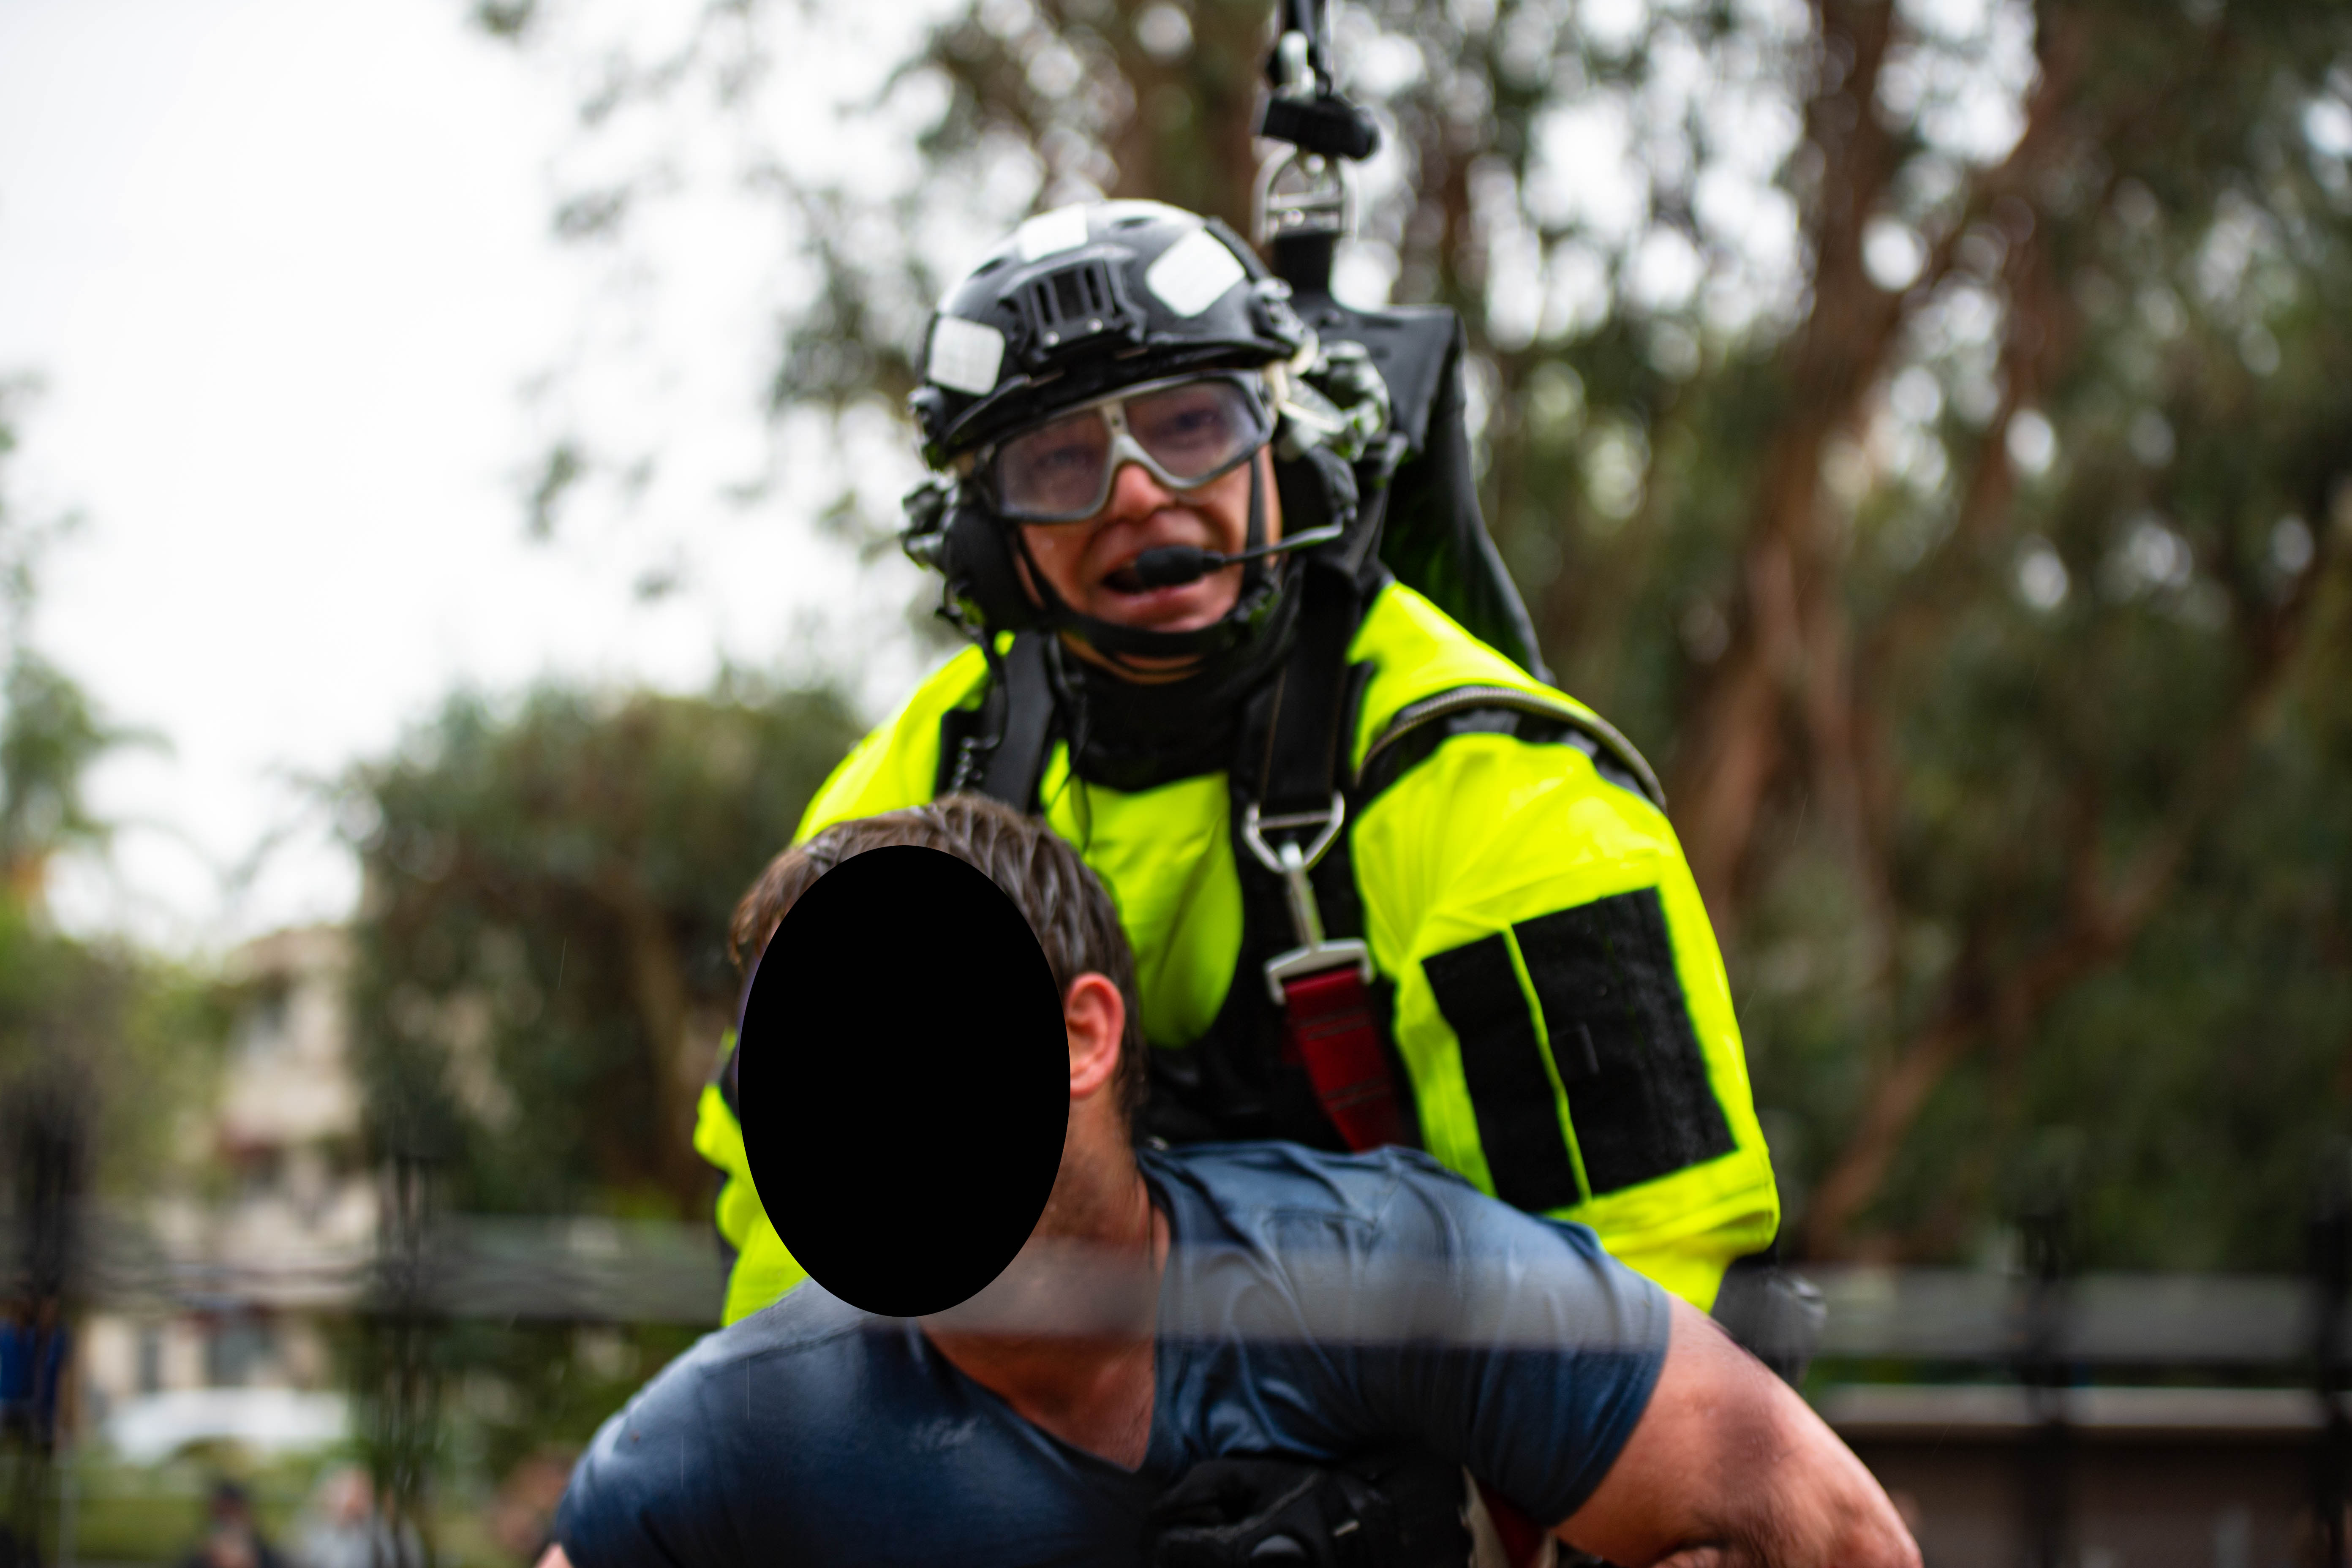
[
  {"left": 692, "top": 1081, "right": 807, "bottom": 1323},
  {"left": 1350, "top": 727, "right": 1778, "bottom": 1309}
]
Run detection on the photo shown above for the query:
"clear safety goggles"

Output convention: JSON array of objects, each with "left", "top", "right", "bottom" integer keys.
[{"left": 982, "top": 371, "right": 1277, "bottom": 524}]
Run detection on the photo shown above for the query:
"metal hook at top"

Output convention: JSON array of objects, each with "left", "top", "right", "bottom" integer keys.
[
  {"left": 1254, "top": 144, "right": 1353, "bottom": 248},
  {"left": 1271, "top": 0, "right": 1338, "bottom": 91},
  {"left": 1275, "top": 30, "right": 1315, "bottom": 99}
]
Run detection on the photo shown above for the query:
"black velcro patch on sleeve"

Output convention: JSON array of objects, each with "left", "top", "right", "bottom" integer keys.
[
  {"left": 1421, "top": 934, "right": 1582, "bottom": 1212},
  {"left": 1512, "top": 888, "right": 1734, "bottom": 1195}
]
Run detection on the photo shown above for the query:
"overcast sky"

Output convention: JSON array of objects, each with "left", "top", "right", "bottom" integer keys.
[{"left": 0, "top": 0, "right": 926, "bottom": 953}]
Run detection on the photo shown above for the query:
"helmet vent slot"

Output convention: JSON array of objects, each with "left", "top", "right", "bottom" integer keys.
[{"left": 1018, "top": 259, "right": 1134, "bottom": 360}]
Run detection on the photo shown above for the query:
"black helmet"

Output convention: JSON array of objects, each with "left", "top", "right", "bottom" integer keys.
[
  {"left": 911, "top": 200, "right": 1310, "bottom": 469},
  {"left": 901, "top": 201, "right": 1386, "bottom": 681}
]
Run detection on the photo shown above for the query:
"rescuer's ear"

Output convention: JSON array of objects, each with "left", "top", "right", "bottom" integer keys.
[{"left": 1063, "top": 972, "right": 1126, "bottom": 1103}]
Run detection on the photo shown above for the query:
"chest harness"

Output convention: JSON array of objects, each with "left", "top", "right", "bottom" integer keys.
[{"left": 938, "top": 466, "right": 1405, "bottom": 1154}]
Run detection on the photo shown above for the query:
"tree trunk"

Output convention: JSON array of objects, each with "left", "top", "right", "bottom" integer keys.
[
  {"left": 1802, "top": 542, "right": 2335, "bottom": 1253},
  {"left": 599, "top": 866, "right": 710, "bottom": 1213},
  {"left": 1664, "top": 0, "right": 1903, "bottom": 930}
]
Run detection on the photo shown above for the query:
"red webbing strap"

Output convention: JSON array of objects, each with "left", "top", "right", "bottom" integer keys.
[
  {"left": 1279, "top": 967, "right": 1550, "bottom": 1566},
  {"left": 1478, "top": 1482, "right": 1552, "bottom": 1567},
  {"left": 1277, "top": 966, "right": 1406, "bottom": 1155}
]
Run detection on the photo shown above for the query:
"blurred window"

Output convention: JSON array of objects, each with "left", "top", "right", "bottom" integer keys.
[
  {"left": 206, "top": 1315, "right": 275, "bottom": 1387},
  {"left": 138, "top": 1324, "right": 163, "bottom": 1394},
  {"left": 240, "top": 984, "right": 293, "bottom": 1062}
]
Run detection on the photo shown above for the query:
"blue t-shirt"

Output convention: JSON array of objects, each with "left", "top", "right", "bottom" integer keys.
[{"left": 557, "top": 1143, "right": 1669, "bottom": 1568}]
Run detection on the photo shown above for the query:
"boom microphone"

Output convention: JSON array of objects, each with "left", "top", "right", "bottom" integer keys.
[{"left": 1126, "top": 524, "right": 1344, "bottom": 589}]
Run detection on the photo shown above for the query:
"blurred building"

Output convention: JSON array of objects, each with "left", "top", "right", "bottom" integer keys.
[{"left": 76, "top": 926, "right": 368, "bottom": 1451}]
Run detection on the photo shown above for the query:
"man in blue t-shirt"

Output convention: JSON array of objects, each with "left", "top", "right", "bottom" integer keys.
[{"left": 546, "top": 799, "right": 1914, "bottom": 1568}]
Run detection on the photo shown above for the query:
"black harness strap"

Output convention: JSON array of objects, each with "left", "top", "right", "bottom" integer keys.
[
  {"left": 970, "top": 631, "right": 1055, "bottom": 811},
  {"left": 1139, "top": 545, "right": 1419, "bottom": 1154},
  {"left": 1245, "top": 566, "right": 1357, "bottom": 817},
  {"left": 1141, "top": 562, "right": 1373, "bottom": 1150},
  {"left": 1236, "top": 560, "right": 1377, "bottom": 977}
]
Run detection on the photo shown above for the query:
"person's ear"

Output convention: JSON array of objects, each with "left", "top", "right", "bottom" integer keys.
[{"left": 1062, "top": 972, "right": 1126, "bottom": 1102}]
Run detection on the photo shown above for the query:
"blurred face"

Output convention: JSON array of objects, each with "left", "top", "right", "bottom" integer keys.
[{"left": 991, "top": 375, "right": 1284, "bottom": 671}]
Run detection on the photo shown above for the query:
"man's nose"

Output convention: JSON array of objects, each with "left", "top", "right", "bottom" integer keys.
[{"left": 1100, "top": 455, "right": 1176, "bottom": 519}]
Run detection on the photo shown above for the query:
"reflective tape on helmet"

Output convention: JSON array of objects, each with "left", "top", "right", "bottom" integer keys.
[
  {"left": 1146, "top": 228, "right": 1249, "bottom": 317},
  {"left": 928, "top": 316, "right": 1005, "bottom": 396},
  {"left": 1016, "top": 204, "right": 1092, "bottom": 260}
]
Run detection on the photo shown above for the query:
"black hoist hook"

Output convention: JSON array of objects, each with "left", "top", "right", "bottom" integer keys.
[
  {"left": 1255, "top": 0, "right": 1380, "bottom": 297},
  {"left": 1258, "top": 0, "right": 1379, "bottom": 161}
]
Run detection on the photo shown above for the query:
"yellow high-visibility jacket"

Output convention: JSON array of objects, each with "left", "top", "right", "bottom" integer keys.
[{"left": 696, "top": 581, "right": 1778, "bottom": 1325}]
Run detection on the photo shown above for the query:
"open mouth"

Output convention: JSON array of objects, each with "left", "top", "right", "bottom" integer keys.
[{"left": 1102, "top": 546, "right": 1224, "bottom": 597}]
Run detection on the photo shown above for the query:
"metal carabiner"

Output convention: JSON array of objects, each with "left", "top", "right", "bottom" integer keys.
[
  {"left": 1254, "top": 144, "right": 1353, "bottom": 247},
  {"left": 1239, "top": 793, "right": 1375, "bottom": 1004},
  {"left": 1253, "top": 30, "right": 1350, "bottom": 248}
]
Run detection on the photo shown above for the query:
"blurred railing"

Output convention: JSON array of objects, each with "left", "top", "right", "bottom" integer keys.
[
  {"left": 1808, "top": 1266, "right": 2324, "bottom": 1369},
  {"left": 0, "top": 1207, "right": 728, "bottom": 1323},
  {"left": 10, "top": 1209, "right": 2352, "bottom": 1568},
  {"left": 8, "top": 1210, "right": 2347, "bottom": 1355}
]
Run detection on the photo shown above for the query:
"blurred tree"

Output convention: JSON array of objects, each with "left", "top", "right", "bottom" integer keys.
[
  {"left": 340, "top": 675, "right": 862, "bottom": 1217},
  {"left": 480, "top": 0, "right": 2352, "bottom": 1266},
  {"left": 0, "top": 381, "right": 216, "bottom": 1224},
  {"left": 0, "top": 381, "right": 131, "bottom": 903}
]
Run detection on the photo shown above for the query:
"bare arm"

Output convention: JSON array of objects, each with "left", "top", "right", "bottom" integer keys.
[{"left": 1559, "top": 1297, "right": 1918, "bottom": 1568}]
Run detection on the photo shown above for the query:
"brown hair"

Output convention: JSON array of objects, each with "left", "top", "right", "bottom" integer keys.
[{"left": 731, "top": 795, "right": 1148, "bottom": 1123}]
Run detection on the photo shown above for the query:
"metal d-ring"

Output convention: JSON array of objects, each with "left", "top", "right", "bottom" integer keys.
[
  {"left": 1241, "top": 793, "right": 1374, "bottom": 1004},
  {"left": 1241, "top": 792, "right": 1348, "bottom": 877}
]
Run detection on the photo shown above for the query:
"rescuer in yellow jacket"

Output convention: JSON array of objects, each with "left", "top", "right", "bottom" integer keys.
[{"left": 696, "top": 199, "right": 1782, "bottom": 1333}]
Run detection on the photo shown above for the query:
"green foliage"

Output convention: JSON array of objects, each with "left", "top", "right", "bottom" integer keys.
[
  {"left": 0, "top": 650, "right": 122, "bottom": 883},
  {"left": 0, "top": 903, "right": 222, "bottom": 1207},
  {"left": 0, "top": 381, "right": 134, "bottom": 893},
  {"left": 435, "top": 1320, "right": 702, "bottom": 1492},
  {"left": 1726, "top": 24, "right": 2352, "bottom": 1262},
  {"left": 57, "top": 1447, "right": 532, "bottom": 1568},
  {"left": 341, "top": 674, "right": 863, "bottom": 1217}
]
